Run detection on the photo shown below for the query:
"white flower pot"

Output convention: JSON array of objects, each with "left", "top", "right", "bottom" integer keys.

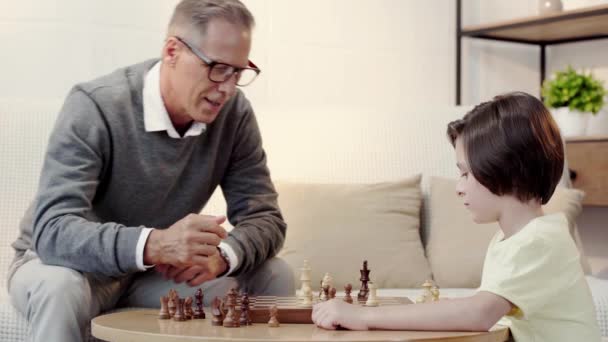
[
  {"left": 551, "top": 107, "right": 590, "bottom": 137},
  {"left": 586, "top": 108, "right": 608, "bottom": 136}
]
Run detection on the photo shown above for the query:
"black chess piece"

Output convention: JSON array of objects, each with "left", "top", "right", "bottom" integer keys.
[
  {"left": 344, "top": 283, "right": 354, "bottom": 304},
  {"left": 358, "top": 260, "right": 370, "bottom": 300},
  {"left": 194, "top": 288, "right": 205, "bottom": 319},
  {"left": 239, "top": 293, "right": 252, "bottom": 325}
]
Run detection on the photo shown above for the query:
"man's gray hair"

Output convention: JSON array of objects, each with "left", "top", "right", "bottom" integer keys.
[{"left": 168, "top": 0, "right": 255, "bottom": 44}]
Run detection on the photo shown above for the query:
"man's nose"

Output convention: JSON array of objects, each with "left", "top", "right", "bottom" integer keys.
[{"left": 218, "top": 74, "right": 238, "bottom": 93}]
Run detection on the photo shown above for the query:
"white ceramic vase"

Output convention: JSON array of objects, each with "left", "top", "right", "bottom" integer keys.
[
  {"left": 538, "top": 0, "right": 563, "bottom": 14},
  {"left": 586, "top": 108, "right": 608, "bottom": 136},
  {"left": 551, "top": 107, "right": 590, "bottom": 137}
]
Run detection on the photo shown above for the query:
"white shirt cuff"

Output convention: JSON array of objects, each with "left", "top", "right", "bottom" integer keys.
[
  {"left": 218, "top": 241, "right": 239, "bottom": 276},
  {"left": 136, "top": 228, "right": 155, "bottom": 271}
]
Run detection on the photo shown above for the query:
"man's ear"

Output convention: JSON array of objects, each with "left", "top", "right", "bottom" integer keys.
[{"left": 162, "top": 38, "right": 180, "bottom": 67}]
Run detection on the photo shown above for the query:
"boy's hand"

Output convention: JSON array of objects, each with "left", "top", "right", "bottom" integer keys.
[{"left": 312, "top": 299, "right": 370, "bottom": 330}]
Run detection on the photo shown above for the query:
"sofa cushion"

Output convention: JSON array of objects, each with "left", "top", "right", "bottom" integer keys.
[
  {"left": 276, "top": 174, "right": 432, "bottom": 288},
  {"left": 426, "top": 176, "right": 591, "bottom": 288}
]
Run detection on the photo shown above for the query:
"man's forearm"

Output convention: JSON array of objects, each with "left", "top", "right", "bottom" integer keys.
[{"left": 34, "top": 214, "right": 142, "bottom": 276}]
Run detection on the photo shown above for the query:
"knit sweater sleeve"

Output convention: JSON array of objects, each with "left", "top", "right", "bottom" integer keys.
[
  {"left": 32, "top": 87, "right": 142, "bottom": 276},
  {"left": 220, "top": 105, "right": 286, "bottom": 275}
]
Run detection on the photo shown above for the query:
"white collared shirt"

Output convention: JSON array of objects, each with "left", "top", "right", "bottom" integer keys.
[{"left": 134, "top": 61, "right": 238, "bottom": 276}]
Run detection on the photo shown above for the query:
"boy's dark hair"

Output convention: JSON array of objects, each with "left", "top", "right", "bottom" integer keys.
[{"left": 447, "top": 92, "right": 564, "bottom": 205}]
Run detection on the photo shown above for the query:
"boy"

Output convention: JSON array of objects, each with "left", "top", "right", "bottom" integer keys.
[{"left": 312, "top": 92, "right": 601, "bottom": 341}]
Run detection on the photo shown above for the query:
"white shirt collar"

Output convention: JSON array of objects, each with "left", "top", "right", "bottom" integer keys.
[{"left": 143, "top": 61, "right": 206, "bottom": 139}]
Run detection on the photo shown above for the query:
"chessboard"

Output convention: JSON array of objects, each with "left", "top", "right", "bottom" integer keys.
[{"left": 240, "top": 296, "right": 413, "bottom": 324}]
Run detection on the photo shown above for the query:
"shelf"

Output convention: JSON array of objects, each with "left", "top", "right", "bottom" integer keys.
[
  {"left": 461, "top": 4, "right": 608, "bottom": 45},
  {"left": 566, "top": 135, "right": 608, "bottom": 143}
]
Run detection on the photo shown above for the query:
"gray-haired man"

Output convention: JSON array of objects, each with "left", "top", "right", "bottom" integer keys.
[{"left": 8, "top": 1, "right": 294, "bottom": 341}]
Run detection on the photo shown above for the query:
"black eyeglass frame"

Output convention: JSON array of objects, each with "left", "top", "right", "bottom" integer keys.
[{"left": 173, "top": 36, "right": 261, "bottom": 86}]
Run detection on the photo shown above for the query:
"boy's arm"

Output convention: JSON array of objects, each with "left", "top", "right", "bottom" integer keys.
[{"left": 313, "top": 291, "right": 512, "bottom": 331}]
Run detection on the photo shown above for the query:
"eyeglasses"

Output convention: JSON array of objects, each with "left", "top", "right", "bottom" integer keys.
[{"left": 174, "top": 36, "right": 260, "bottom": 87}]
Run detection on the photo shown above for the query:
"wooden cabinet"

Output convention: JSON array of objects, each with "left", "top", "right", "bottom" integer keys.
[{"left": 566, "top": 136, "right": 608, "bottom": 206}]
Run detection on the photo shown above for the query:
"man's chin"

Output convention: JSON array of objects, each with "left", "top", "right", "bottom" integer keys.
[{"left": 193, "top": 110, "right": 220, "bottom": 125}]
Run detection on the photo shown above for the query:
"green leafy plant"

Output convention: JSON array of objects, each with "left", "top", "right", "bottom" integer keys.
[{"left": 541, "top": 66, "right": 606, "bottom": 114}]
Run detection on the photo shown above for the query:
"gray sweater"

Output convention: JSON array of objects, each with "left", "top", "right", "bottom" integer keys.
[{"left": 9, "top": 59, "right": 286, "bottom": 281}]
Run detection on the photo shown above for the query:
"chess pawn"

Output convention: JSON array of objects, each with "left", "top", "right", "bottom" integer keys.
[
  {"left": 343, "top": 283, "right": 354, "bottom": 304},
  {"left": 211, "top": 297, "right": 224, "bottom": 326},
  {"left": 173, "top": 298, "right": 186, "bottom": 321},
  {"left": 268, "top": 305, "right": 280, "bottom": 327},
  {"left": 329, "top": 287, "right": 336, "bottom": 299},
  {"left": 365, "top": 282, "right": 379, "bottom": 307},
  {"left": 159, "top": 296, "right": 170, "bottom": 319}
]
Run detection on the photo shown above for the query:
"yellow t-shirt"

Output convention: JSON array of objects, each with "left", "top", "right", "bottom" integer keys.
[{"left": 478, "top": 213, "right": 601, "bottom": 342}]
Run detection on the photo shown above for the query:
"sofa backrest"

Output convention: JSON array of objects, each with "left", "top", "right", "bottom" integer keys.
[
  {"left": 204, "top": 105, "right": 475, "bottom": 240},
  {"left": 0, "top": 99, "right": 64, "bottom": 300}
]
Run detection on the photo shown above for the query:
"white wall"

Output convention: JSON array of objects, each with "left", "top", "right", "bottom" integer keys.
[{"left": 0, "top": 0, "right": 606, "bottom": 273}]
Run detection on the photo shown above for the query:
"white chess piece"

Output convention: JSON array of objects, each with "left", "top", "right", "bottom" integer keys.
[
  {"left": 298, "top": 260, "right": 312, "bottom": 299},
  {"left": 365, "top": 282, "right": 379, "bottom": 307},
  {"left": 416, "top": 280, "right": 434, "bottom": 304},
  {"left": 301, "top": 286, "right": 313, "bottom": 307},
  {"left": 322, "top": 272, "right": 333, "bottom": 288}
]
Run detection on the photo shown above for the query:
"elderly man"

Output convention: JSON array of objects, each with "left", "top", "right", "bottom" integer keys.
[{"left": 8, "top": 1, "right": 294, "bottom": 341}]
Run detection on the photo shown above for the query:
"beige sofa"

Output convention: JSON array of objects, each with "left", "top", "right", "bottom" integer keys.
[{"left": 1, "top": 100, "right": 606, "bottom": 341}]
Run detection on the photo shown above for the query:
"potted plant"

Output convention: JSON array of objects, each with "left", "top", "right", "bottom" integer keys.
[{"left": 541, "top": 66, "right": 606, "bottom": 137}]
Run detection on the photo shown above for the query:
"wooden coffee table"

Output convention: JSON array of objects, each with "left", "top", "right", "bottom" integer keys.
[{"left": 91, "top": 309, "right": 510, "bottom": 342}]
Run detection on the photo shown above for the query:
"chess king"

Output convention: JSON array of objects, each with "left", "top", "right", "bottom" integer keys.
[
  {"left": 311, "top": 92, "right": 601, "bottom": 341},
  {"left": 7, "top": 1, "right": 295, "bottom": 341}
]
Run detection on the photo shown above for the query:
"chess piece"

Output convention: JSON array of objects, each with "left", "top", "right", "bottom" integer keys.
[
  {"left": 320, "top": 284, "right": 329, "bottom": 301},
  {"left": 193, "top": 288, "right": 205, "bottom": 319},
  {"left": 329, "top": 287, "right": 336, "bottom": 299},
  {"left": 358, "top": 260, "right": 370, "bottom": 300},
  {"left": 298, "top": 260, "right": 313, "bottom": 300},
  {"left": 343, "top": 283, "right": 353, "bottom": 304},
  {"left": 159, "top": 296, "right": 170, "bottom": 319},
  {"left": 322, "top": 272, "right": 333, "bottom": 289},
  {"left": 268, "top": 305, "right": 280, "bottom": 327},
  {"left": 184, "top": 296, "right": 193, "bottom": 320},
  {"left": 318, "top": 280, "right": 324, "bottom": 299},
  {"left": 223, "top": 288, "right": 240, "bottom": 327},
  {"left": 416, "top": 279, "right": 435, "bottom": 304},
  {"left": 211, "top": 297, "right": 224, "bottom": 326},
  {"left": 167, "top": 289, "right": 179, "bottom": 318},
  {"left": 365, "top": 282, "right": 379, "bottom": 307},
  {"left": 173, "top": 298, "right": 186, "bottom": 321},
  {"left": 239, "top": 293, "right": 252, "bottom": 325},
  {"left": 431, "top": 285, "right": 440, "bottom": 302},
  {"left": 301, "top": 286, "right": 313, "bottom": 307}
]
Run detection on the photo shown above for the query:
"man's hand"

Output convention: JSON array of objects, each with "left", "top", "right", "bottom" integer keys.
[
  {"left": 155, "top": 250, "right": 228, "bottom": 286},
  {"left": 143, "top": 214, "right": 227, "bottom": 267},
  {"left": 312, "top": 299, "right": 370, "bottom": 330}
]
